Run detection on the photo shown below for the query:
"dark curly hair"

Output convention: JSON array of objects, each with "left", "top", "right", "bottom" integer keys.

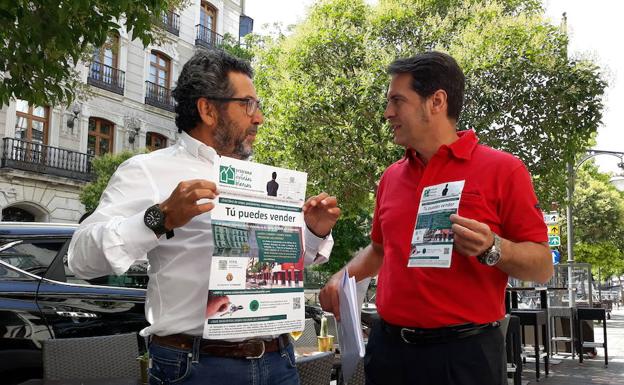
[
  {"left": 388, "top": 51, "right": 465, "bottom": 122},
  {"left": 172, "top": 49, "right": 253, "bottom": 133}
]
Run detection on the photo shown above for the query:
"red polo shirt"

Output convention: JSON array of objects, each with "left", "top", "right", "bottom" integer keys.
[{"left": 371, "top": 130, "right": 547, "bottom": 328}]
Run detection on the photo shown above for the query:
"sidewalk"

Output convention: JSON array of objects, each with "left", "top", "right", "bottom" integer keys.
[{"left": 521, "top": 307, "right": 624, "bottom": 385}]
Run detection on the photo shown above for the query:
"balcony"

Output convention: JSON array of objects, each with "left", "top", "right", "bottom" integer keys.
[
  {"left": 161, "top": 11, "right": 180, "bottom": 36},
  {"left": 145, "top": 81, "right": 175, "bottom": 112},
  {"left": 1, "top": 138, "right": 95, "bottom": 181},
  {"left": 87, "top": 61, "right": 125, "bottom": 95},
  {"left": 195, "top": 25, "right": 224, "bottom": 49}
]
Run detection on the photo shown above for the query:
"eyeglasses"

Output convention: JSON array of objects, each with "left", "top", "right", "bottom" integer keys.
[{"left": 204, "top": 97, "right": 262, "bottom": 117}]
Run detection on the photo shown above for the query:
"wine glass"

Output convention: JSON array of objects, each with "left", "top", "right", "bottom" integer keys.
[{"left": 290, "top": 330, "right": 303, "bottom": 341}]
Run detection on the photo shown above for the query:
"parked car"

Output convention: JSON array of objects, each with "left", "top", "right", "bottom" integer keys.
[{"left": 0, "top": 222, "right": 148, "bottom": 385}]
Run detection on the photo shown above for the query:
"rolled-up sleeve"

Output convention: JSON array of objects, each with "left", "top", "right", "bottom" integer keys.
[{"left": 68, "top": 158, "right": 159, "bottom": 278}]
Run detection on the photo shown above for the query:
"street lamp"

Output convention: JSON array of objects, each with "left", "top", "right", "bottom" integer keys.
[
  {"left": 125, "top": 116, "right": 141, "bottom": 146},
  {"left": 609, "top": 176, "right": 624, "bottom": 192},
  {"left": 566, "top": 150, "right": 624, "bottom": 306},
  {"left": 66, "top": 103, "right": 81, "bottom": 131}
]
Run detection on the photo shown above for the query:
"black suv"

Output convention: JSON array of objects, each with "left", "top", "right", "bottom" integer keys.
[{"left": 0, "top": 222, "right": 148, "bottom": 384}]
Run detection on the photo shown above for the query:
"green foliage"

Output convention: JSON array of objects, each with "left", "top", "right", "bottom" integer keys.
[
  {"left": 219, "top": 33, "right": 255, "bottom": 62},
  {"left": 314, "top": 209, "right": 372, "bottom": 273},
  {"left": 0, "top": 0, "right": 184, "bottom": 106},
  {"left": 558, "top": 162, "right": 624, "bottom": 280},
  {"left": 575, "top": 242, "right": 624, "bottom": 280},
  {"left": 573, "top": 163, "right": 624, "bottom": 245},
  {"left": 80, "top": 150, "right": 141, "bottom": 212},
  {"left": 252, "top": 0, "right": 606, "bottom": 273}
]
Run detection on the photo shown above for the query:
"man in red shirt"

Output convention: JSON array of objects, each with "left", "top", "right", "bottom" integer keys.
[{"left": 320, "top": 52, "right": 552, "bottom": 385}]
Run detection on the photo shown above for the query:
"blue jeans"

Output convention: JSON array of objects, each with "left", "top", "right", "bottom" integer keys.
[{"left": 148, "top": 337, "right": 300, "bottom": 385}]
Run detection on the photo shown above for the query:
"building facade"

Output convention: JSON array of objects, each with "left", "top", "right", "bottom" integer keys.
[{"left": 0, "top": 0, "right": 252, "bottom": 223}]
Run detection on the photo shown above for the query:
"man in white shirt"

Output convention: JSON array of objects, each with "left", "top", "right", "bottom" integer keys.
[{"left": 68, "top": 49, "right": 340, "bottom": 385}]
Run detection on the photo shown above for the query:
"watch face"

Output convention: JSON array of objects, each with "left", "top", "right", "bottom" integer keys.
[
  {"left": 145, "top": 206, "right": 164, "bottom": 229},
  {"left": 486, "top": 251, "right": 501, "bottom": 266}
]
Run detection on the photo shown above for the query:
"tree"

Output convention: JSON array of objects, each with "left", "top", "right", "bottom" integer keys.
[
  {"left": 566, "top": 163, "right": 624, "bottom": 281},
  {"left": 80, "top": 151, "right": 140, "bottom": 212},
  {"left": 573, "top": 164, "right": 624, "bottom": 245},
  {"left": 251, "top": 0, "right": 606, "bottom": 273},
  {"left": 0, "top": 0, "right": 184, "bottom": 106}
]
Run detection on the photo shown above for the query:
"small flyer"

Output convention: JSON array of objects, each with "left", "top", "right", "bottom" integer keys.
[
  {"left": 408, "top": 180, "right": 465, "bottom": 268},
  {"left": 203, "top": 156, "right": 307, "bottom": 339}
]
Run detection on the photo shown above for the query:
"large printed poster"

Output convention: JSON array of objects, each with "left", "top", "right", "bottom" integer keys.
[{"left": 203, "top": 156, "right": 307, "bottom": 339}]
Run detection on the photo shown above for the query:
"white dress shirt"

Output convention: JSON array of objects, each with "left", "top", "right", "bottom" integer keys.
[{"left": 68, "top": 132, "right": 333, "bottom": 337}]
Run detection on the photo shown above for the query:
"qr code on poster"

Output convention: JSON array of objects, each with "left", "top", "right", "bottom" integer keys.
[
  {"left": 293, "top": 297, "right": 301, "bottom": 310},
  {"left": 444, "top": 248, "right": 450, "bottom": 254},
  {"left": 218, "top": 260, "right": 227, "bottom": 270}
]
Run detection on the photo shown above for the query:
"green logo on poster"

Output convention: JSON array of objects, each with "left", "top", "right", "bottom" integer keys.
[
  {"left": 249, "top": 300, "right": 259, "bottom": 312},
  {"left": 220, "top": 166, "right": 235, "bottom": 185}
]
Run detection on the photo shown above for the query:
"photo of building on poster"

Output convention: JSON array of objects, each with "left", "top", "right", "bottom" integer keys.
[
  {"left": 211, "top": 220, "right": 305, "bottom": 290},
  {"left": 203, "top": 219, "right": 306, "bottom": 339}
]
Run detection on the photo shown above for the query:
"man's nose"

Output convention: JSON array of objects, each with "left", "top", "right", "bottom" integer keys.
[
  {"left": 384, "top": 103, "right": 394, "bottom": 120},
  {"left": 253, "top": 109, "right": 264, "bottom": 125}
]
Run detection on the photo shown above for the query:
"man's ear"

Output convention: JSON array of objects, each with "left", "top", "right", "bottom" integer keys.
[
  {"left": 430, "top": 89, "right": 448, "bottom": 115},
  {"left": 197, "top": 98, "right": 218, "bottom": 128}
]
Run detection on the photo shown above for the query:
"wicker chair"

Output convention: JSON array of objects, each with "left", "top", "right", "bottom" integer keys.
[
  {"left": 341, "top": 358, "right": 365, "bottom": 385},
  {"left": 296, "top": 351, "right": 334, "bottom": 385},
  {"left": 42, "top": 333, "right": 141, "bottom": 381},
  {"left": 294, "top": 318, "right": 318, "bottom": 348}
]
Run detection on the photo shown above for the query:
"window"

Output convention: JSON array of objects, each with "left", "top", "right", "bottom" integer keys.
[
  {"left": 146, "top": 132, "right": 167, "bottom": 152},
  {"left": 0, "top": 262, "right": 35, "bottom": 280},
  {"left": 0, "top": 240, "right": 66, "bottom": 277},
  {"left": 88, "top": 117, "right": 114, "bottom": 156},
  {"left": 15, "top": 99, "right": 49, "bottom": 145},
  {"left": 94, "top": 33, "right": 120, "bottom": 69},
  {"left": 199, "top": 2, "right": 218, "bottom": 45},
  {"left": 149, "top": 51, "right": 171, "bottom": 88},
  {"left": 2, "top": 207, "right": 35, "bottom": 222},
  {"left": 62, "top": 253, "right": 149, "bottom": 289},
  {"left": 91, "top": 34, "right": 121, "bottom": 87},
  {"left": 200, "top": 2, "right": 217, "bottom": 31}
]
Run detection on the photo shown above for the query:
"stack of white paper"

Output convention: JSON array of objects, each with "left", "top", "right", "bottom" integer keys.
[{"left": 337, "top": 269, "right": 365, "bottom": 384}]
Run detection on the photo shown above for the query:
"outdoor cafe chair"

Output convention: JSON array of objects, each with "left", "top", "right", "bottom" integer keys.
[
  {"left": 296, "top": 351, "right": 334, "bottom": 385},
  {"left": 338, "top": 358, "right": 365, "bottom": 385},
  {"left": 42, "top": 333, "right": 141, "bottom": 381},
  {"left": 294, "top": 318, "right": 319, "bottom": 348}
]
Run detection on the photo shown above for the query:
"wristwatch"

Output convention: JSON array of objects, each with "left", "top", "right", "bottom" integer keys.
[
  {"left": 144, "top": 204, "right": 174, "bottom": 239},
  {"left": 477, "top": 232, "right": 502, "bottom": 266}
]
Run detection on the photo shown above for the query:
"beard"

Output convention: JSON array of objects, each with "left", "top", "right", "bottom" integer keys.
[{"left": 214, "top": 113, "right": 257, "bottom": 160}]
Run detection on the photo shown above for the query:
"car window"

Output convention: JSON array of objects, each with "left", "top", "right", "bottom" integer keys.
[
  {"left": 0, "top": 240, "right": 65, "bottom": 276},
  {"left": 62, "top": 253, "right": 149, "bottom": 289},
  {"left": 0, "top": 261, "right": 37, "bottom": 280}
]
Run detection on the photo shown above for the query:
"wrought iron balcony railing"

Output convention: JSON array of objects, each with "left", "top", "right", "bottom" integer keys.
[
  {"left": 161, "top": 11, "right": 180, "bottom": 36},
  {"left": 87, "top": 61, "right": 125, "bottom": 95},
  {"left": 1, "top": 138, "right": 95, "bottom": 181},
  {"left": 145, "top": 81, "right": 175, "bottom": 112},
  {"left": 195, "top": 25, "right": 224, "bottom": 49}
]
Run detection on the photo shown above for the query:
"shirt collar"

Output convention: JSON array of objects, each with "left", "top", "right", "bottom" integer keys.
[
  {"left": 446, "top": 129, "right": 479, "bottom": 160},
  {"left": 179, "top": 131, "right": 218, "bottom": 163},
  {"left": 404, "top": 129, "right": 479, "bottom": 162}
]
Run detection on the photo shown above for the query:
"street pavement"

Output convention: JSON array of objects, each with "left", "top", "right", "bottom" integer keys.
[{"left": 521, "top": 306, "right": 624, "bottom": 385}]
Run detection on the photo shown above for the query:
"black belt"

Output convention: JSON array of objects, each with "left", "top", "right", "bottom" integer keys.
[{"left": 381, "top": 318, "right": 500, "bottom": 345}]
